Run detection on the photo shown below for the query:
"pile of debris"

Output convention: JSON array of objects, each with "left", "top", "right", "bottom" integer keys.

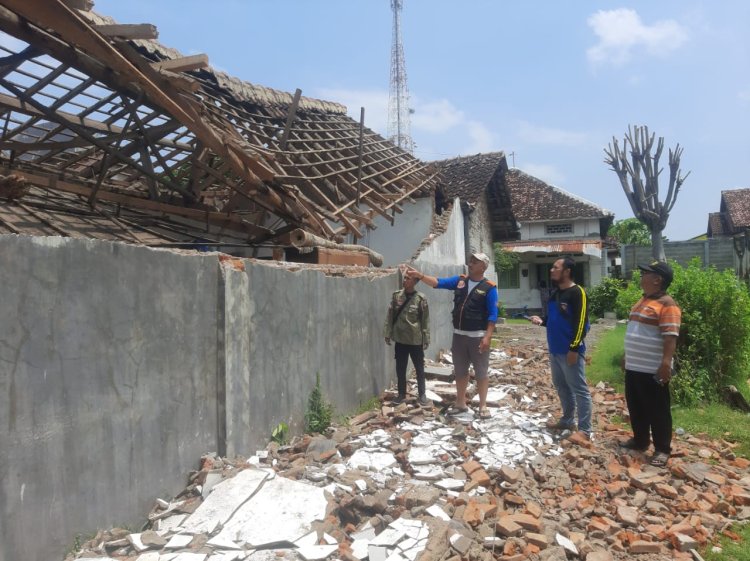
[{"left": 68, "top": 341, "right": 750, "bottom": 561}]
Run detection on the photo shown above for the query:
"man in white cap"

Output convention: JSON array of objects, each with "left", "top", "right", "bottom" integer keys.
[{"left": 405, "top": 252, "right": 498, "bottom": 418}]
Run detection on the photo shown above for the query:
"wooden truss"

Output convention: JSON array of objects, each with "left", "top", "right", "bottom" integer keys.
[{"left": 0, "top": 0, "right": 437, "bottom": 251}]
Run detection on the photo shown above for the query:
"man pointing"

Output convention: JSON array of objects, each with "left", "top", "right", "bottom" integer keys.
[{"left": 406, "top": 252, "right": 498, "bottom": 418}]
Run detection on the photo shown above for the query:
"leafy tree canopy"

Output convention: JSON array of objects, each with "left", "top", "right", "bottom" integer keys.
[{"left": 608, "top": 218, "right": 653, "bottom": 246}]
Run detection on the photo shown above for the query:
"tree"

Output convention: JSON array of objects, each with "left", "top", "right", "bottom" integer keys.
[
  {"left": 608, "top": 218, "right": 654, "bottom": 246},
  {"left": 493, "top": 243, "right": 518, "bottom": 273},
  {"left": 604, "top": 125, "right": 689, "bottom": 260}
]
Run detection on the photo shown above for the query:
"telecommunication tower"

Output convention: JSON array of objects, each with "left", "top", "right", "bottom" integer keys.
[{"left": 387, "top": 0, "right": 414, "bottom": 153}]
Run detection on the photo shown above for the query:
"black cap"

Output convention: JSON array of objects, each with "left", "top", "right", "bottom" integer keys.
[{"left": 638, "top": 260, "right": 673, "bottom": 287}]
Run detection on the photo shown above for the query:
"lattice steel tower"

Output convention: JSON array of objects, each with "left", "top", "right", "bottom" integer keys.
[{"left": 388, "top": 0, "right": 414, "bottom": 153}]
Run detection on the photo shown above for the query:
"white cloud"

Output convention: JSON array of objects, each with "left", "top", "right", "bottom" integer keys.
[
  {"left": 586, "top": 9, "right": 688, "bottom": 66},
  {"left": 518, "top": 121, "right": 587, "bottom": 146},
  {"left": 463, "top": 121, "right": 495, "bottom": 154},
  {"left": 314, "top": 88, "right": 389, "bottom": 134},
  {"left": 313, "top": 87, "right": 498, "bottom": 158},
  {"left": 411, "top": 98, "right": 465, "bottom": 133},
  {"left": 519, "top": 163, "right": 566, "bottom": 185}
]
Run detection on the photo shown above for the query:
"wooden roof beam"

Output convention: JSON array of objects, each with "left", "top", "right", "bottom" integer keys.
[
  {"left": 61, "top": 0, "right": 93, "bottom": 11},
  {"left": 2, "top": 166, "right": 271, "bottom": 237},
  {"left": 95, "top": 24, "right": 158, "bottom": 40},
  {"left": 151, "top": 53, "right": 209, "bottom": 73}
]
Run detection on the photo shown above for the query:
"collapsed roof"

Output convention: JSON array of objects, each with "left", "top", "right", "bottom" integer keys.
[{"left": 0, "top": 0, "right": 438, "bottom": 251}]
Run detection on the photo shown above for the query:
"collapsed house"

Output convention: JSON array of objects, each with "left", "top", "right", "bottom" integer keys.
[{"left": 0, "top": 0, "right": 439, "bottom": 265}]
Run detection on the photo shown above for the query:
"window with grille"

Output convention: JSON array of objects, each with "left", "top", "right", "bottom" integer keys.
[
  {"left": 498, "top": 262, "right": 520, "bottom": 289},
  {"left": 545, "top": 223, "right": 573, "bottom": 234}
]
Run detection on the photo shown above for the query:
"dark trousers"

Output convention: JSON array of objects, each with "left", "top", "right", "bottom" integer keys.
[
  {"left": 395, "top": 342, "right": 425, "bottom": 397},
  {"left": 625, "top": 370, "right": 672, "bottom": 453}
]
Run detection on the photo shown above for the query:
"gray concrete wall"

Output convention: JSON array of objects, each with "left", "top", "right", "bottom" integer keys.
[
  {"left": 621, "top": 238, "right": 737, "bottom": 278},
  {"left": 413, "top": 199, "right": 472, "bottom": 359},
  {"left": 0, "top": 236, "right": 220, "bottom": 561},
  {"left": 0, "top": 221, "right": 469, "bottom": 560},
  {"left": 466, "top": 198, "right": 498, "bottom": 285},
  {"left": 223, "top": 262, "right": 398, "bottom": 455},
  {"left": 367, "top": 197, "right": 434, "bottom": 266},
  {"left": 415, "top": 197, "right": 465, "bottom": 267}
]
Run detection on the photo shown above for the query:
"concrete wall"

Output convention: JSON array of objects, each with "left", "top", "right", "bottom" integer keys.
[
  {"left": 465, "top": 198, "right": 498, "bottom": 285},
  {"left": 621, "top": 238, "right": 737, "bottom": 278},
  {"left": 0, "top": 210, "right": 471, "bottom": 559},
  {"left": 0, "top": 236, "right": 220, "bottom": 561},
  {"left": 415, "top": 197, "right": 465, "bottom": 267},
  {"left": 521, "top": 218, "right": 603, "bottom": 241},
  {"left": 366, "top": 198, "right": 434, "bottom": 266},
  {"left": 0, "top": 235, "right": 407, "bottom": 561},
  {"left": 413, "top": 197, "right": 469, "bottom": 357},
  {"left": 223, "top": 262, "right": 398, "bottom": 456}
]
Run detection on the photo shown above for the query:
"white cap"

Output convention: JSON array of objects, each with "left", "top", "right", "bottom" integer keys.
[{"left": 471, "top": 252, "right": 490, "bottom": 267}]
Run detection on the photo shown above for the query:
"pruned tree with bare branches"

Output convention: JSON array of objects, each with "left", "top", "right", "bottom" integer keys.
[{"left": 604, "top": 125, "right": 690, "bottom": 261}]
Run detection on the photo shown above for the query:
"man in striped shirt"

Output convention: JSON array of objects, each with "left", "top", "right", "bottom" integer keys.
[
  {"left": 530, "top": 257, "right": 592, "bottom": 439},
  {"left": 622, "top": 260, "right": 681, "bottom": 467}
]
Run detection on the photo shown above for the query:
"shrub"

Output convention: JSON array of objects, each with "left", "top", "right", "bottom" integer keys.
[
  {"left": 668, "top": 259, "right": 750, "bottom": 404},
  {"left": 305, "top": 373, "right": 333, "bottom": 434},
  {"left": 615, "top": 275, "right": 642, "bottom": 319},
  {"left": 615, "top": 259, "right": 750, "bottom": 404},
  {"left": 497, "top": 300, "right": 506, "bottom": 319},
  {"left": 271, "top": 422, "right": 289, "bottom": 444},
  {"left": 587, "top": 277, "right": 625, "bottom": 318}
]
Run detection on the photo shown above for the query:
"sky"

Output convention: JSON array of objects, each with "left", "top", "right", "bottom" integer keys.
[{"left": 94, "top": 1, "right": 749, "bottom": 239}]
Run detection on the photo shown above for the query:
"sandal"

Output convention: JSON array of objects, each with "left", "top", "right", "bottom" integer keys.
[
  {"left": 619, "top": 438, "right": 648, "bottom": 452},
  {"left": 650, "top": 452, "right": 670, "bottom": 467},
  {"left": 478, "top": 407, "right": 491, "bottom": 419},
  {"left": 445, "top": 405, "right": 469, "bottom": 416}
]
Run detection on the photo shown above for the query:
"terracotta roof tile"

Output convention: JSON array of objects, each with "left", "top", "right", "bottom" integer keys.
[
  {"left": 720, "top": 188, "right": 750, "bottom": 231},
  {"left": 707, "top": 212, "right": 727, "bottom": 237},
  {"left": 434, "top": 152, "right": 506, "bottom": 203},
  {"left": 505, "top": 169, "right": 612, "bottom": 222}
]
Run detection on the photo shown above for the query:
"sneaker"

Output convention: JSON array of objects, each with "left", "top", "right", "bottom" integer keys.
[
  {"left": 393, "top": 395, "right": 406, "bottom": 405},
  {"left": 418, "top": 394, "right": 429, "bottom": 406}
]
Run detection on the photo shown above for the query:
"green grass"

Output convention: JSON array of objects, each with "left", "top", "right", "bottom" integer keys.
[
  {"left": 587, "top": 324, "right": 750, "bottom": 459},
  {"left": 703, "top": 523, "right": 750, "bottom": 561},
  {"left": 587, "top": 324, "right": 626, "bottom": 393},
  {"left": 354, "top": 396, "right": 381, "bottom": 415},
  {"left": 673, "top": 404, "right": 750, "bottom": 458},
  {"left": 501, "top": 318, "right": 533, "bottom": 326}
]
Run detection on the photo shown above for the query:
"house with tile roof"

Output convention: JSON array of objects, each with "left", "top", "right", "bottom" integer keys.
[
  {"left": 706, "top": 187, "right": 750, "bottom": 277},
  {"left": 707, "top": 188, "right": 750, "bottom": 238},
  {"left": 434, "top": 152, "right": 614, "bottom": 312}
]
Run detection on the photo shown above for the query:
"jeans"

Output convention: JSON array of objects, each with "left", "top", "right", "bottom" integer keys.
[{"left": 549, "top": 352, "right": 592, "bottom": 434}]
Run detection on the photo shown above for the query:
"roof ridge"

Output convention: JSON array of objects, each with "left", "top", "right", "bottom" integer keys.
[{"left": 511, "top": 168, "right": 613, "bottom": 216}]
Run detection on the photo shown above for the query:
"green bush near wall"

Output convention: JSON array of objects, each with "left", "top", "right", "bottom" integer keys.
[{"left": 587, "top": 277, "right": 625, "bottom": 318}]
